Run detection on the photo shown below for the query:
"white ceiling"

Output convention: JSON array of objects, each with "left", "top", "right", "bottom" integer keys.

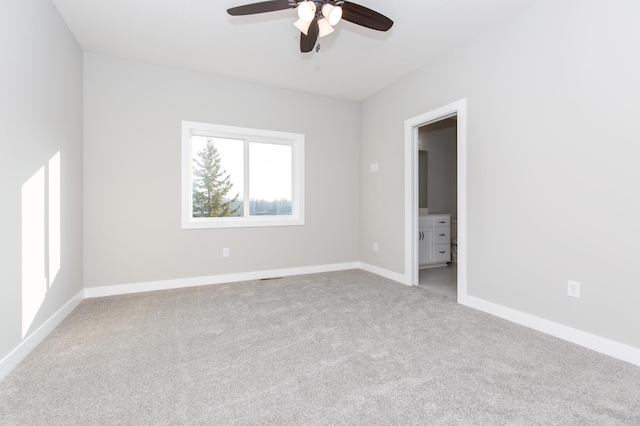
[{"left": 51, "top": 0, "right": 537, "bottom": 101}]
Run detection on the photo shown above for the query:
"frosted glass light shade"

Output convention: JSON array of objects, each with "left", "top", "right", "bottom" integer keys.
[
  {"left": 297, "top": 1, "right": 316, "bottom": 23},
  {"left": 317, "top": 18, "right": 334, "bottom": 37},
  {"left": 321, "top": 4, "right": 342, "bottom": 26},
  {"left": 294, "top": 18, "right": 312, "bottom": 35}
]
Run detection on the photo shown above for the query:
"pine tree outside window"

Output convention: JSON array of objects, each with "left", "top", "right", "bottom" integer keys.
[
  {"left": 191, "top": 137, "right": 242, "bottom": 218},
  {"left": 182, "top": 121, "right": 304, "bottom": 229}
]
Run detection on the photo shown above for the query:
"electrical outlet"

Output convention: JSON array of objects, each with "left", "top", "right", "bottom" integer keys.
[
  {"left": 370, "top": 163, "right": 378, "bottom": 172},
  {"left": 223, "top": 248, "right": 230, "bottom": 258},
  {"left": 568, "top": 280, "right": 580, "bottom": 298},
  {"left": 373, "top": 243, "right": 378, "bottom": 252}
]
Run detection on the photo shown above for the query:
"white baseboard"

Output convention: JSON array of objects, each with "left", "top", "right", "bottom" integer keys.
[
  {"left": 0, "top": 290, "right": 84, "bottom": 382},
  {"left": 84, "top": 262, "right": 361, "bottom": 298},
  {"left": 464, "top": 295, "right": 640, "bottom": 368},
  {"left": 357, "top": 262, "right": 408, "bottom": 285},
  {"left": 4, "top": 267, "right": 637, "bottom": 386}
]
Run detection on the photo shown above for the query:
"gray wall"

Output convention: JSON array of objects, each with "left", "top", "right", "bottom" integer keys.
[
  {"left": 419, "top": 120, "right": 457, "bottom": 219},
  {"left": 360, "top": 0, "right": 640, "bottom": 348},
  {"left": 0, "top": 0, "right": 83, "bottom": 360},
  {"left": 83, "top": 53, "right": 360, "bottom": 288}
]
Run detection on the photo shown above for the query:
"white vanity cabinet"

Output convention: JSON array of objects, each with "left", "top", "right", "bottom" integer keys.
[
  {"left": 418, "top": 227, "right": 433, "bottom": 265},
  {"left": 419, "top": 214, "right": 451, "bottom": 268}
]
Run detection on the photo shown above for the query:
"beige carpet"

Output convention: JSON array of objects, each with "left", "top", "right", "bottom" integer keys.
[{"left": 1, "top": 270, "right": 639, "bottom": 425}]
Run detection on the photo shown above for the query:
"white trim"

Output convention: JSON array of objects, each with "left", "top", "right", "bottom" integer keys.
[
  {"left": 464, "top": 296, "right": 640, "bottom": 367},
  {"left": 404, "top": 99, "right": 468, "bottom": 303},
  {"left": 84, "top": 262, "right": 360, "bottom": 298},
  {"left": 358, "top": 262, "right": 408, "bottom": 285},
  {"left": 0, "top": 290, "right": 84, "bottom": 382}
]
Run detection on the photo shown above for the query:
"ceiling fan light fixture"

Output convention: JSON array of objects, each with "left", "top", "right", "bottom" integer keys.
[
  {"left": 227, "top": 0, "right": 394, "bottom": 53},
  {"left": 321, "top": 4, "right": 342, "bottom": 26},
  {"left": 297, "top": 1, "right": 316, "bottom": 23},
  {"left": 317, "top": 17, "right": 334, "bottom": 38},
  {"left": 293, "top": 18, "right": 312, "bottom": 35}
]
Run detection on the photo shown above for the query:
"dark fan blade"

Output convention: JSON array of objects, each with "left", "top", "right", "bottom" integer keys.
[
  {"left": 227, "top": 0, "right": 293, "bottom": 16},
  {"left": 300, "top": 18, "right": 319, "bottom": 53},
  {"left": 341, "top": 1, "right": 393, "bottom": 31}
]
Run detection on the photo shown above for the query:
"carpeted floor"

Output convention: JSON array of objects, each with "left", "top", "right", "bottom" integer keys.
[{"left": 1, "top": 269, "right": 639, "bottom": 425}]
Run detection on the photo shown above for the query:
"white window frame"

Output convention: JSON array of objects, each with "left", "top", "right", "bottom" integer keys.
[{"left": 182, "top": 121, "right": 305, "bottom": 229}]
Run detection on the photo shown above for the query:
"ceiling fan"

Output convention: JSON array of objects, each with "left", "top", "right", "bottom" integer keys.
[{"left": 227, "top": 0, "right": 393, "bottom": 53}]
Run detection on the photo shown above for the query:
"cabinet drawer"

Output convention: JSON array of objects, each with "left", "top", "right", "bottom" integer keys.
[
  {"left": 433, "top": 244, "right": 451, "bottom": 262},
  {"left": 433, "top": 216, "right": 450, "bottom": 227},
  {"left": 434, "top": 227, "right": 450, "bottom": 244},
  {"left": 419, "top": 215, "right": 450, "bottom": 227}
]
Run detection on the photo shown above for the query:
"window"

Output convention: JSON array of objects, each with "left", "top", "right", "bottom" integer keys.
[{"left": 181, "top": 121, "right": 305, "bottom": 229}]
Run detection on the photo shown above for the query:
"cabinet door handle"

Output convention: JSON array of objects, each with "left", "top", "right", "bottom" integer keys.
[
  {"left": 439, "top": 234, "right": 446, "bottom": 237},
  {"left": 438, "top": 221, "right": 446, "bottom": 224},
  {"left": 439, "top": 251, "right": 446, "bottom": 254}
]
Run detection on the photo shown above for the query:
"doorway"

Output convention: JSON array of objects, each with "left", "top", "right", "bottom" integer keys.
[
  {"left": 418, "top": 118, "right": 458, "bottom": 298},
  {"left": 404, "top": 100, "right": 467, "bottom": 304}
]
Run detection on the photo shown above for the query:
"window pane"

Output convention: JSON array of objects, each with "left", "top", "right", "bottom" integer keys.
[
  {"left": 191, "top": 136, "right": 243, "bottom": 217},
  {"left": 249, "top": 142, "right": 292, "bottom": 216}
]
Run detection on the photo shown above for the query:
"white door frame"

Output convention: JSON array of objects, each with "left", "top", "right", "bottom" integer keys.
[{"left": 404, "top": 99, "right": 467, "bottom": 304}]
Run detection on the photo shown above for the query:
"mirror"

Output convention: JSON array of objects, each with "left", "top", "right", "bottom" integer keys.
[{"left": 419, "top": 150, "right": 428, "bottom": 209}]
